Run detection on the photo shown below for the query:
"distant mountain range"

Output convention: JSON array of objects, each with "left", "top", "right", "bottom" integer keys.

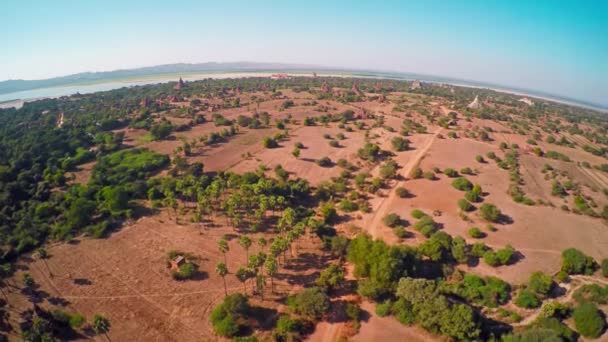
[
  {"left": 0, "top": 62, "right": 325, "bottom": 95},
  {"left": 1, "top": 62, "right": 605, "bottom": 111}
]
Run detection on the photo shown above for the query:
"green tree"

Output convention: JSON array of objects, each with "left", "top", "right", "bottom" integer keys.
[
  {"left": 216, "top": 262, "right": 229, "bottom": 296},
  {"left": 238, "top": 236, "right": 252, "bottom": 261},
  {"left": 264, "top": 256, "right": 278, "bottom": 293},
  {"left": 287, "top": 287, "right": 330, "bottom": 320},
  {"left": 315, "top": 264, "right": 345, "bottom": 292},
  {"left": 561, "top": 248, "right": 596, "bottom": 275},
  {"left": 573, "top": 302, "right": 605, "bottom": 338},
  {"left": 218, "top": 238, "right": 229, "bottom": 264},
  {"left": 91, "top": 314, "right": 111, "bottom": 337}
]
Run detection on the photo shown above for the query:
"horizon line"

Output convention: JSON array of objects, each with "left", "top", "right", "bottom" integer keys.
[{"left": 1, "top": 60, "right": 606, "bottom": 112}]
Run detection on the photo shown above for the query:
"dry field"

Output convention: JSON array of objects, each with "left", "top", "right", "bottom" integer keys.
[{"left": 6, "top": 83, "right": 608, "bottom": 341}]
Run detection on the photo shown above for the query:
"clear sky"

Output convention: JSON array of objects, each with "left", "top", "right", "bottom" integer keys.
[{"left": 1, "top": 0, "right": 607, "bottom": 106}]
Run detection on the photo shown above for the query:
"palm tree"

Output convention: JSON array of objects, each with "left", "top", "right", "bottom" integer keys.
[
  {"left": 218, "top": 238, "right": 229, "bottom": 264},
  {"left": 258, "top": 237, "right": 267, "bottom": 251},
  {"left": 92, "top": 314, "right": 111, "bottom": 341},
  {"left": 36, "top": 247, "right": 52, "bottom": 277},
  {"left": 264, "top": 257, "right": 278, "bottom": 293},
  {"left": 235, "top": 267, "right": 250, "bottom": 294},
  {"left": 215, "top": 262, "right": 228, "bottom": 297},
  {"left": 238, "top": 236, "right": 252, "bottom": 262}
]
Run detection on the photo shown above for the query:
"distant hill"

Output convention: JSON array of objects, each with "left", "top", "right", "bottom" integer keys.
[{"left": 0, "top": 62, "right": 323, "bottom": 95}]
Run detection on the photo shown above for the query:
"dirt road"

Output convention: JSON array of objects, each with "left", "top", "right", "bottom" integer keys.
[{"left": 365, "top": 128, "right": 443, "bottom": 239}]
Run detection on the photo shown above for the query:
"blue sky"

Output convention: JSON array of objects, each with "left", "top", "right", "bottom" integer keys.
[{"left": 1, "top": 0, "right": 607, "bottom": 105}]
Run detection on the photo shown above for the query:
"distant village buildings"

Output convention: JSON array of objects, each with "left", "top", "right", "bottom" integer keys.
[
  {"left": 410, "top": 80, "right": 422, "bottom": 90},
  {"left": 519, "top": 97, "right": 534, "bottom": 106},
  {"left": 270, "top": 73, "right": 290, "bottom": 80},
  {"left": 174, "top": 77, "right": 185, "bottom": 90}
]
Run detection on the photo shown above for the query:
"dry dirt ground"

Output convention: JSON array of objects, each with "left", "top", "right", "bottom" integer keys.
[
  {"left": 5, "top": 210, "right": 327, "bottom": 341},
  {"left": 8, "top": 87, "right": 608, "bottom": 340}
]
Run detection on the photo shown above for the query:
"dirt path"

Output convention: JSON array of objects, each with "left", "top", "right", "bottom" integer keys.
[
  {"left": 513, "top": 275, "right": 608, "bottom": 326},
  {"left": 365, "top": 128, "right": 443, "bottom": 239},
  {"left": 578, "top": 164, "right": 608, "bottom": 190}
]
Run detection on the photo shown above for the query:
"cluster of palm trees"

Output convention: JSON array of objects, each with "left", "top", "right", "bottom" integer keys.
[{"left": 215, "top": 207, "right": 317, "bottom": 299}]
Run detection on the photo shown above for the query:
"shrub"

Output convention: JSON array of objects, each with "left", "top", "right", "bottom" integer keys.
[
  {"left": 443, "top": 168, "right": 458, "bottom": 177},
  {"left": 423, "top": 171, "right": 436, "bottom": 180},
  {"left": 561, "top": 248, "right": 596, "bottom": 275},
  {"left": 573, "top": 284, "right": 608, "bottom": 304},
  {"left": 294, "top": 142, "right": 304, "bottom": 148},
  {"left": 339, "top": 199, "right": 358, "bottom": 212},
  {"left": 528, "top": 271, "right": 554, "bottom": 296},
  {"left": 532, "top": 317, "right": 576, "bottom": 342},
  {"left": 172, "top": 262, "right": 198, "bottom": 280},
  {"left": 413, "top": 215, "right": 437, "bottom": 237},
  {"left": 329, "top": 140, "right": 340, "bottom": 148},
  {"left": 391, "top": 136, "right": 409, "bottom": 151},
  {"left": 479, "top": 203, "right": 501, "bottom": 222},
  {"left": 395, "top": 187, "right": 410, "bottom": 198},
  {"left": 275, "top": 315, "right": 302, "bottom": 337},
  {"left": 376, "top": 300, "right": 392, "bottom": 317},
  {"left": 475, "top": 155, "right": 485, "bottom": 163},
  {"left": 411, "top": 209, "right": 426, "bottom": 219},
  {"left": 452, "top": 177, "right": 473, "bottom": 191},
  {"left": 287, "top": 287, "right": 330, "bottom": 320},
  {"left": 515, "top": 290, "right": 541, "bottom": 308},
  {"left": 556, "top": 271, "right": 569, "bottom": 283},
  {"left": 316, "top": 157, "right": 333, "bottom": 167},
  {"left": 468, "top": 227, "right": 485, "bottom": 239},
  {"left": 411, "top": 167, "right": 423, "bottom": 179},
  {"left": 458, "top": 199, "right": 474, "bottom": 212},
  {"left": 470, "top": 243, "right": 488, "bottom": 258},
  {"left": 210, "top": 293, "right": 250, "bottom": 337},
  {"left": 383, "top": 213, "right": 401, "bottom": 228},
  {"left": 465, "top": 184, "right": 483, "bottom": 202},
  {"left": 460, "top": 167, "right": 473, "bottom": 175},
  {"left": 602, "top": 258, "right": 608, "bottom": 277},
  {"left": 394, "top": 226, "right": 408, "bottom": 239},
  {"left": 263, "top": 136, "right": 278, "bottom": 148},
  {"left": 573, "top": 302, "right": 605, "bottom": 338}
]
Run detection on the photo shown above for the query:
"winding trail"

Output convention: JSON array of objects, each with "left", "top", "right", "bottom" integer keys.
[
  {"left": 365, "top": 128, "right": 443, "bottom": 239},
  {"left": 513, "top": 275, "right": 608, "bottom": 326}
]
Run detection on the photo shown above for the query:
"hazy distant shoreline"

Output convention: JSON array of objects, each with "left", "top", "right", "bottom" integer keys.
[{"left": 0, "top": 69, "right": 606, "bottom": 112}]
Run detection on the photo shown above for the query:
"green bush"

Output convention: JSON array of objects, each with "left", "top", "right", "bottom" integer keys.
[
  {"left": 479, "top": 203, "right": 501, "bottom": 222},
  {"left": 573, "top": 302, "right": 605, "bottom": 338},
  {"left": 210, "top": 294, "right": 250, "bottom": 337},
  {"left": 287, "top": 287, "right": 330, "bottom": 320},
  {"left": 395, "top": 187, "right": 410, "bottom": 198},
  {"left": 316, "top": 157, "right": 333, "bottom": 167},
  {"left": 383, "top": 213, "right": 401, "bottom": 227},
  {"left": 443, "top": 168, "right": 458, "bottom": 177},
  {"left": 172, "top": 262, "right": 198, "bottom": 280},
  {"left": 532, "top": 317, "right": 576, "bottom": 342},
  {"left": 458, "top": 199, "right": 474, "bottom": 212},
  {"left": 391, "top": 137, "right": 409, "bottom": 151},
  {"left": 528, "top": 271, "right": 554, "bottom": 296},
  {"left": 515, "top": 290, "right": 541, "bottom": 308},
  {"left": 411, "top": 209, "right": 426, "bottom": 219},
  {"left": 411, "top": 167, "right": 423, "bottom": 179},
  {"left": 376, "top": 300, "right": 393, "bottom": 317},
  {"left": 602, "top": 258, "right": 608, "bottom": 277},
  {"left": 468, "top": 227, "right": 484, "bottom": 239},
  {"left": 561, "top": 248, "right": 596, "bottom": 275},
  {"left": 263, "top": 136, "right": 278, "bottom": 148},
  {"left": 452, "top": 177, "right": 473, "bottom": 191},
  {"left": 573, "top": 284, "right": 608, "bottom": 304}
]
